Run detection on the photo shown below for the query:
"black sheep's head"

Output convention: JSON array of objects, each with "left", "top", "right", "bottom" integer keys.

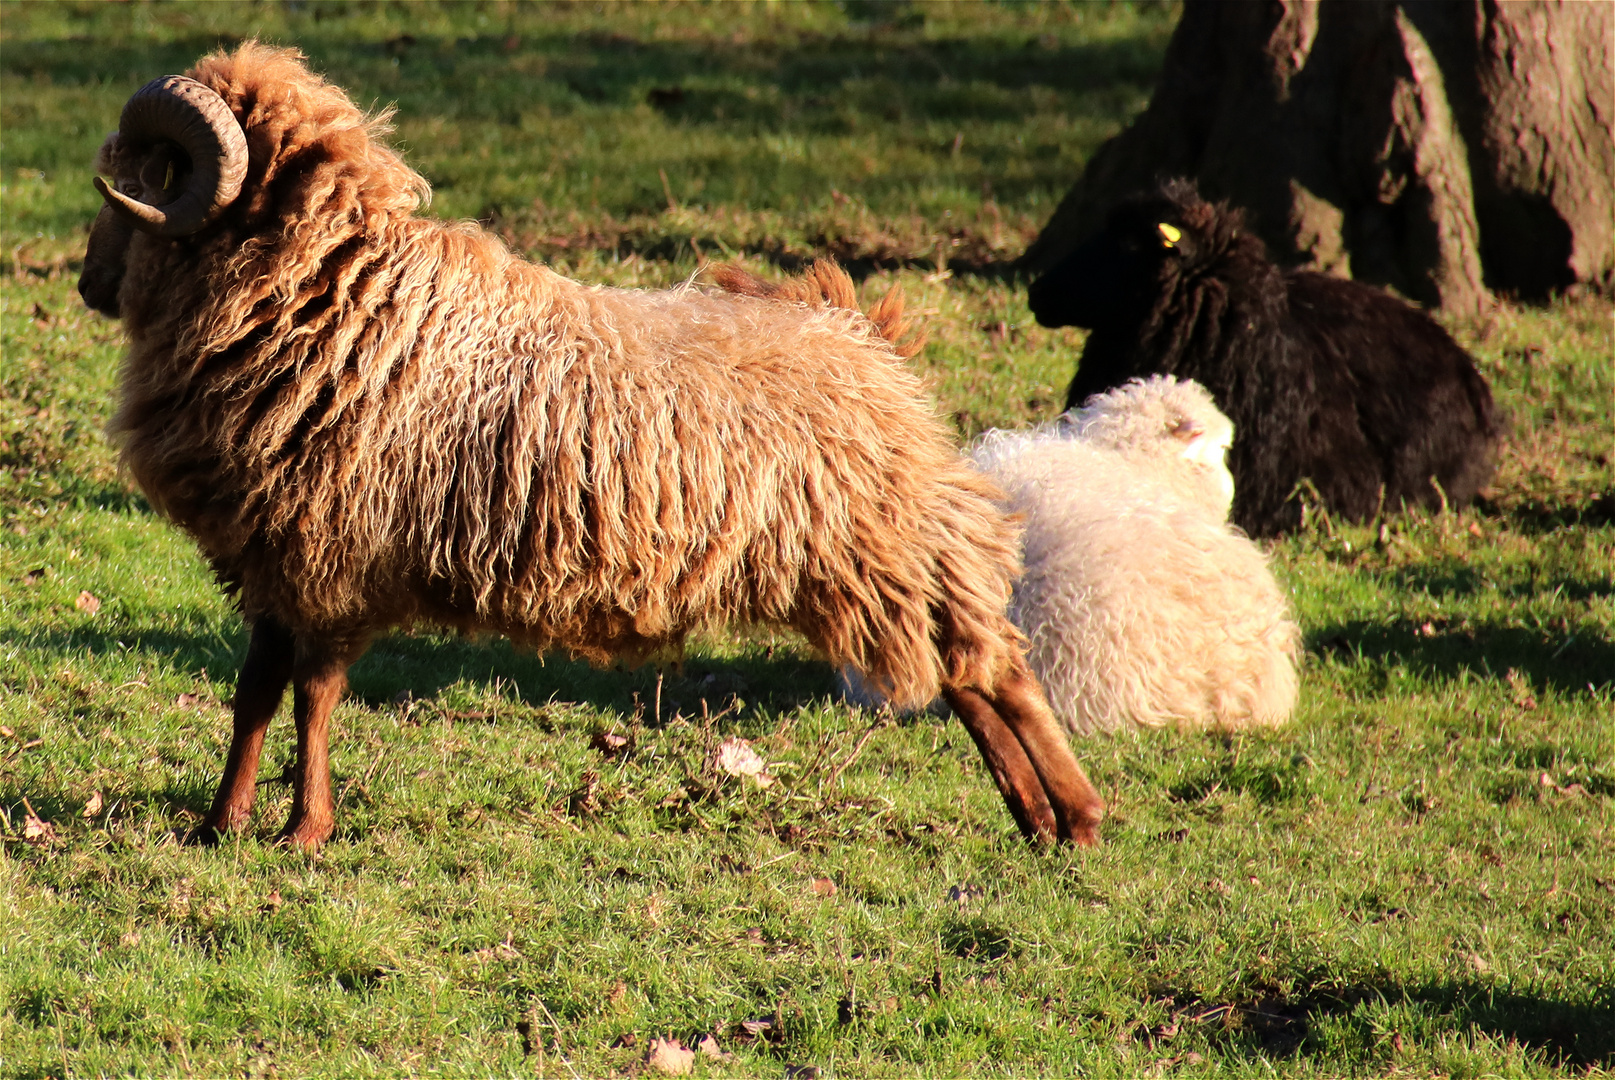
[
  {"left": 1028, "top": 179, "right": 1246, "bottom": 330},
  {"left": 79, "top": 75, "right": 249, "bottom": 317}
]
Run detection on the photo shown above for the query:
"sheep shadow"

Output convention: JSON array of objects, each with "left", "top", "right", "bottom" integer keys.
[
  {"left": 1, "top": 617, "right": 842, "bottom": 722},
  {"left": 1160, "top": 978, "right": 1614, "bottom": 1068},
  {"left": 1308, "top": 617, "right": 1614, "bottom": 696},
  {"left": 1, "top": 619, "right": 843, "bottom": 828}
]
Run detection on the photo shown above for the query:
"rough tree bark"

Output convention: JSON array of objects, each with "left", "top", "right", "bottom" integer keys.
[{"left": 1022, "top": 0, "right": 1614, "bottom": 315}]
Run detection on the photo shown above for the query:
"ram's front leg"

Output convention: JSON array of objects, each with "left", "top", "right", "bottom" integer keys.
[
  {"left": 277, "top": 634, "right": 369, "bottom": 852},
  {"left": 191, "top": 617, "right": 295, "bottom": 844}
]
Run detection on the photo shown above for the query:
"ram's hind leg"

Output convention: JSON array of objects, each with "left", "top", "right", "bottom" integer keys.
[
  {"left": 943, "top": 684, "right": 1057, "bottom": 841},
  {"left": 191, "top": 617, "right": 295, "bottom": 845},
  {"left": 277, "top": 635, "right": 370, "bottom": 852},
  {"left": 989, "top": 658, "right": 1104, "bottom": 845}
]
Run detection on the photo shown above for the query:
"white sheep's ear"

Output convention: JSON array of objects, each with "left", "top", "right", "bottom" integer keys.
[
  {"left": 1168, "top": 417, "right": 1202, "bottom": 443},
  {"left": 1157, "top": 222, "right": 1181, "bottom": 248}
]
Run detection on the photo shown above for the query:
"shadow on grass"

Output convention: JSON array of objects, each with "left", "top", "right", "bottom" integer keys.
[
  {"left": 1181, "top": 980, "right": 1615, "bottom": 1069},
  {"left": 1477, "top": 491, "right": 1615, "bottom": 534},
  {"left": 1, "top": 617, "right": 840, "bottom": 720},
  {"left": 1308, "top": 618, "right": 1615, "bottom": 695},
  {"left": 1383, "top": 562, "right": 1615, "bottom": 605},
  {"left": 5, "top": 27, "right": 1166, "bottom": 123}
]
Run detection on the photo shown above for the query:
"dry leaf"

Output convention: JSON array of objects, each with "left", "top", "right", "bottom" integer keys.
[
  {"left": 591, "top": 730, "right": 631, "bottom": 758},
  {"left": 645, "top": 1037, "right": 695, "bottom": 1075},
  {"left": 696, "top": 1034, "right": 730, "bottom": 1060},
  {"left": 262, "top": 888, "right": 283, "bottom": 912},
  {"left": 23, "top": 803, "right": 55, "bottom": 845},
  {"left": 715, "top": 736, "right": 774, "bottom": 787},
  {"left": 0, "top": 725, "right": 13, "bottom": 738},
  {"left": 75, "top": 590, "right": 101, "bottom": 615},
  {"left": 176, "top": 693, "right": 200, "bottom": 707},
  {"left": 83, "top": 790, "right": 104, "bottom": 818},
  {"left": 947, "top": 883, "right": 985, "bottom": 907},
  {"left": 473, "top": 931, "right": 521, "bottom": 963},
  {"left": 808, "top": 876, "right": 838, "bottom": 897},
  {"left": 784, "top": 1065, "right": 823, "bottom": 1079},
  {"left": 20, "top": 567, "right": 45, "bottom": 586}
]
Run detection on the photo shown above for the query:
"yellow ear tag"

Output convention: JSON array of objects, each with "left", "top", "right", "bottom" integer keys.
[
  {"left": 1157, "top": 222, "right": 1182, "bottom": 247},
  {"left": 164, "top": 162, "right": 175, "bottom": 190}
]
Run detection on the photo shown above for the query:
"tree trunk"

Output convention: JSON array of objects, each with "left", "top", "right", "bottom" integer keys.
[{"left": 1022, "top": 0, "right": 1614, "bottom": 315}]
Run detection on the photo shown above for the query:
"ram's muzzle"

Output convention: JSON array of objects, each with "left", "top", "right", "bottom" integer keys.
[{"left": 79, "top": 206, "right": 135, "bottom": 317}]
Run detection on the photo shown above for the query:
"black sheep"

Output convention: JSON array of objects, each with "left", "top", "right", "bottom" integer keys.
[{"left": 1028, "top": 179, "right": 1501, "bottom": 537}]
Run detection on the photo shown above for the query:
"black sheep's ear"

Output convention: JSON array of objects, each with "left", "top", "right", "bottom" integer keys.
[{"left": 1156, "top": 222, "right": 1182, "bottom": 249}]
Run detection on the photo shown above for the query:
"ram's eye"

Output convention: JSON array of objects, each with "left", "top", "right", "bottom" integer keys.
[{"left": 1157, "top": 222, "right": 1182, "bottom": 248}]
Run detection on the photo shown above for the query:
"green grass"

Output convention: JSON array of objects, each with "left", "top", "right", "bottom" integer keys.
[{"left": 2, "top": 2, "right": 1612, "bottom": 1076}]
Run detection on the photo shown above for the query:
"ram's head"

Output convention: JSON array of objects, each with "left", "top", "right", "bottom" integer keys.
[{"left": 79, "top": 75, "right": 249, "bottom": 316}]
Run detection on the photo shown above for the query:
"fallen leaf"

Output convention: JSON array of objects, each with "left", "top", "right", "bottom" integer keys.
[
  {"left": 590, "top": 730, "right": 631, "bottom": 758},
  {"left": 808, "top": 876, "right": 838, "bottom": 897},
  {"left": 1468, "top": 521, "right": 1484, "bottom": 538},
  {"left": 645, "top": 1036, "right": 695, "bottom": 1075},
  {"left": 75, "top": 590, "right": 101, "bottom": 615},
  {"left": 0, "top": 725, "right": 12, "bottom": 738},
  {"left": 120, "top": 929, "right": 141, "bottom": 947},
  {"left": 611, "top": 1032, "right": 639, "bottom": 1049},
  {"left": 176, "top": 693, "right": 200, "bottom": 707},
  {"left": 473, "top": 931, "right": 521, "bottom": 962},
  {"left": 22, "top": 800, "right": 55, "bottom": 845},
  {"left": 784, "top": 1065, "right": 823, "bottom": 1079},
  {"left": 261, "top": 889, "right": 283, "bottom": 912},
  {"left": 20, "top": 567, "right": 46, "bottom": 585},
  {"left": 715, "top": 735, "right": 774, "bottom": 787},
  {"left": 83, "top": 790, "right": 104, "bottom": 818},
  {"left": 606, "top": 980, "right": 629, "bottom": 1008},
  {"left": 696, "top": 1034, "right": 729, "bottom": 1060},
  {"left": 947, "top": 883, "right": 985, "bottom": 907}
]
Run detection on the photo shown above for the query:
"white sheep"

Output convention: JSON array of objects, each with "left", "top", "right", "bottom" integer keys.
[
  {"left": 976, "top": 376, "right": 1301, "bottom": 735},
  {"left": 843, "top": 376, "right": 1300, "bottom": 735}
]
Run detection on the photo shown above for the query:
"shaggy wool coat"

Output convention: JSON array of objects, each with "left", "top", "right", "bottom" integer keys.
[{"left": 103, "top": 45, "right": 1023, "bottom": 709}]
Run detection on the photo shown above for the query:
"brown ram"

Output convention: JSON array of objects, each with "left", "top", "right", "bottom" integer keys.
[{"left": 80, "top": 43, "right": 1103, "bottom": 850}]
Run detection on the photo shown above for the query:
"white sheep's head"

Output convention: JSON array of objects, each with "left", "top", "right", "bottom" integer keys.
[
  {"left": 79, "top": 74, "right": 249, "bottom": 316},
  {"left": 1063, "top": 375, "right": 1236, "bottom": 519}
]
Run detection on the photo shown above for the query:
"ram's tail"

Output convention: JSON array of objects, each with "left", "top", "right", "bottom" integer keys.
[{"left": 708, "top": 259, "right": 923, "bottom": 359}]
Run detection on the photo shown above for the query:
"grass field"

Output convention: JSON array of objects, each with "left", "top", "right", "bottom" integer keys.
[{"left": 2, "top": 2, "right": 1611, "bottom": 1076}]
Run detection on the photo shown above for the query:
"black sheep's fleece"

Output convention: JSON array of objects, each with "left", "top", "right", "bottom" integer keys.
[{"left": 1028, "top": 179, "right": 1502, "bottom": 537}]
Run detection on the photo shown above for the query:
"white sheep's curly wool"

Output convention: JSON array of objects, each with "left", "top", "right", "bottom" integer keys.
[{"left": 974, "top": 376, "right": 1300, "bottom": 735}]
